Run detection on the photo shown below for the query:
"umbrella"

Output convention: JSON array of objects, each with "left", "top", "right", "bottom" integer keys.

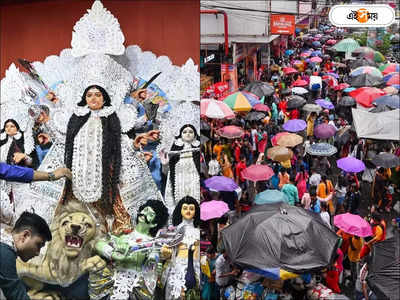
[
  {"left": 271, "top": 132, "right": 289, "bottom": 146},
  {"left": 200, "top": 200, "right": 230, "bottom": 221},
  {"left": 242, "top": 164, "right": 274, "bottom": 182},
  {"left": 322, "top": 75, "right": 338, "bottom": 88},
  {"left": 285, "top": 49, "right": 295, "bottom": 56},
  {"left": 371, "top": 152, "right": 400, "bottom": 168},
  {"left": 306, "top": 143, "right": 337, "bottom": 156},
  {"left": 217, "top": 125, "right": 244, "bottom": 139},
  {"left": 315, "top": 99, "right": 334, "bottom": 110},
  {"left": 349, "top": 66, "right": 383, "bottom": 87},
  {"left": 380, "top": 63, "right": 400, "bottom": 75},
  {"left": 302, "top": 104, "right": 322, "bottom": 113},
  {"left": 349, "top": 87, "right": 386, "bottom": 108},
  {"left": 351, "top": 57, "right": 377, "bottom": 69},
  {"left": 382, "top": 86, "right": 399, "bottom": 95},
  {"left": 385, "top": 73, "right": 400, "bottom": 86},
  {"left": 292, "top": 87, "right": 308, "bottom": 95},
  {"left": 245, "top": 111, "right": 266, "bottom": 121},
  {"left": 338, "top": 96, "right": 356, "bottom": 107},
  {"left": 369, "top": 104, "right": 393, "bottom": 113},
  {"left": 281, "top": 88, "right": 291, "bottom": 95},
  {"left": 314, "top": 123, "right": 337, "bottom": 139},
  {"left": 287, "top": 95, "right": 306, "bottom": 109},
  {"left": 253, "top": 103, "right": 270, "bottom": 112},
  {"left": 292, "top": 79, "right": 308, "bottom": 87},
  {"left": 326, "top": 39, "right": 337, "bottom": 45},
  {"left": 343, "top": 87, "right": 356, "bottom": 93},
  {"left": 312, "top": 41, "right": 321, "bottom": 48},
  {"left": 223, "top": 92, "right": 259, "bottom": 111},
  {"left": 372, "top": 51, "right": 385, "bottom": 63},
  {"left": 300, "top": 51, "right": 311, "bottom": 58},
  {"left": 310, "top": 56, "right": 322, "bottom": 63},
  {"left": 333, "top": 213, "right": 373, "bottom": 237},
  {"left": 243, "top": 81, "right": 275, "bottom": 98},
  {"left": 311, "top": 50, "right": 322, "bottom": 57},
  {"left": 332, "top": 38, "right": 360, "bottom": 53},
  {"left": 221, "top": 202, "right": 340, "bottom": 274},
  {"left": 353, "top": 46, "right": 375, "bottom": 56},
  {"left": 350, "top": 66, "right": 382, "bottom": 77},
  {"left": 254, "top": 190, "right": 288, "bottom": 205},
  {"left": 204, "top": 176, "right": 239, "bottom": 192},
  {"left": 333, "top": 62, "right": 347, "bottom": 68},
  {"left": 267, "top": 146, "right": 293, "bottom": 162},
  {"left": 276, "top": 133, "right": 303, "bottom": 147},
  {"left": 367, "top": 234, "right": 400, "bottom": 300},
  {"left": 200, "top": 98, "right": 235, "bottom": 119},
  {"left": 337, "top": 156, "right": 365, "bottom": 173},
  {"left": 373, "top": 94, "right": 400, "bottom": 109},
  {"left": 283, "top": 67, "right": 298, "bottom": 75},
  {"left": 325, "top": 72, "right": 339, "bottom": 79},
  {"left": 334, "top": 83, "right": 350, "bottom": 91},
  {"left": 283, "top": 119, "right": 307, "bottom": 132}
]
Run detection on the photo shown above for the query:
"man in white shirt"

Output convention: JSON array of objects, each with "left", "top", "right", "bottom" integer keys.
[
  {"left": 215, "top": 250, "right": 237, "bottom": 298},
  {"left": 208, "top": 154, "right": 221, "bottom": 176}
]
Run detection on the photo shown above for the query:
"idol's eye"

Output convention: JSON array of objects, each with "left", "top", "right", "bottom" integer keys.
[
  {"left": 85, "top": 223, "right": 93, "bottom": 229},
  {"left": 62, "top": 220, "right": 69, "bottom": 227}
]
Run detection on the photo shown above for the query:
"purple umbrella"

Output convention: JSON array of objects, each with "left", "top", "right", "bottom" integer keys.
[
  {"left": 325, "top": 72, "right": 339, "bottom": 79},
  {"left": 204, "top": 176, "right": 239, "bottom": 192},
  {"left": 337, "top": 157, "right": 366, "bottom": 173},
  {"left": 282, "top": 119, "right": 307, "bottom": 132},
  {"left": 315, "top": 99, "right": 335, "bottom": 110},
  {"left": 314, "top": 123, "right": 337, "bottom": 139}
]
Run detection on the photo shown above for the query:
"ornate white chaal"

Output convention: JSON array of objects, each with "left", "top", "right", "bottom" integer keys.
[
  {"left": 72, "top": 115, "right": 103, "bottom": 203},
  {"left": 68, "top": 54, "right": 132, "bottom": 111},
  {"left": 157, "top": 101, "right": 200, "bottom": 154},
  {"left": 71, "top": 0, "right": 125, "bottom": 57},
  {"left": 116, "top": 104, "right": 138, "bottom": 133}
]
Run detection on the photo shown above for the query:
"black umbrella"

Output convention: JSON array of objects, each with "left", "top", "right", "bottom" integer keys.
[
  {"left": 245, "top": 111, "right": 266, "bottom": 121},
  {"left": 351, "top": 57, "right": 377, "bottom": 69},
  {"left": 369, "top": 104, "right": 393, "bottom": 113},
  {"left": 371, "top": 152, "right": 400, "bottom": 168},
  {"left": 338, "top": 96, "right": 356, "bottom": 107},
  {"left": 349, "top": 73, "right": 384, "bottom": 87},
  {"left": 287, "top": 95, "right": 306, "bottom": 109},
  {"left": 243, "top": 81, "right": 275, "bottom": 98},
  {"left": 281, "top": 88, "right": 291, "bottom": 95},
  {"left": 367, "top": 232, "right": 400, "bottom": 300},
  {"left": 221, "top": 202, "right": 339, "bottom": 273}
]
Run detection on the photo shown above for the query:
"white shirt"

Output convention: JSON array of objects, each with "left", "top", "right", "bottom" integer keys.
[
  {"left": 215, "top": 254, "right": 232, "bottom": 287},
  {"left": 320, "top": 211, "right": 331, "bottom": 229},
  {"left": 309, "top": 173, "right": 321, "bottom": 187},
  {"left": 208, "top": 159, "right": 221, "bottom": 176}
]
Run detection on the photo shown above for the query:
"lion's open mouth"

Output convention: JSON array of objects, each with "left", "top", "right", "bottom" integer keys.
[{"left": 65, "top": 235, "right": 83, "bottom": 248}]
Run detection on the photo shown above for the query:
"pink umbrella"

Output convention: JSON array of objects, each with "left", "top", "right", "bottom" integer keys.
[
  {"left": 310, "top": 56, "right": 322, "bottom": 63},
  {"left": 300, "top": 51, "right": 311, "bottom": 58},
  {"left": 314, "top": 123, "right": 337, "bottom": 139},
  {"left": 326, "top": 39, "right": 337, "bottom": 45},
  {"left": 334, "top": 83, "right": 350, "bottom": 91},
  {"left": 283, "top": 67, "right": 298, "bottom": 75},
  {"left": 334, "top": 213, "right": 373, "bottom": 237},
  {"left": 241, "top": 164, "right": 274, "bottom": 182},
  {"left": 200, "top": 200, "right": 230, "bottom": 221},
  {"left": 292, "top": 79, "right": 308, "bottom": 87},
  {"left": 200, "top": 98, "right": 235, "bottom": 119},
  {"left": 271, "top": 132, "right": 289, "bottom": 146},
  {"left": 217, "top": 125, "right": 244, "bottom": 139},
  {"left": 253, "top": 103, "right": 270, "bottom": 112}
]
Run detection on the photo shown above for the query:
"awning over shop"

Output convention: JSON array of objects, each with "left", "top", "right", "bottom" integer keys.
[
  {"left": 201, "top": 35, "right": 279, "bottom": 45},
  {"left": 352, "top": 108, "right": 400, "bottom": 141}
]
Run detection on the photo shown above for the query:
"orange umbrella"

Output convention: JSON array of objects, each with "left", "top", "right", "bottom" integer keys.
[
  {"left": 277, "top": 133, "right": 303, "bottom": 147},
  {"left": 267, "top": 146, "right": 293, "bottom": 162}
]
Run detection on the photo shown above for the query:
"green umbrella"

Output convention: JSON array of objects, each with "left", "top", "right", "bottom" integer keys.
[
  {"left": 379, "top": 62, "right": 391, "bottom": 72},
  {"left": 374, "top": 51, "right": 385, "bottom": 63},
  {"left": 254, "top": 190, "right": 288, "bottom": 205},
  {"left": 332, "top": 38, "right": 360, "bottom": 53}
]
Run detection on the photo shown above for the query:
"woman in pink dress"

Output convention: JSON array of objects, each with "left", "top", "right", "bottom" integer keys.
[{"left": 295, "top": 165, "right": 309, "bottom": 200}]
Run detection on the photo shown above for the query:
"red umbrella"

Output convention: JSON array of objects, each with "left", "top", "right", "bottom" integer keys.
[
  {"left": 217, "top": 125, "right": 244, "bottom": 139},
  {"left": 292, "top": 79, "right": 308, "bottom": 87},
  {"left": 386, "top": 73, "right": 400, "bottom": 86},
  {"left": 322, "top": 75, "right": 338, "bottom": 88},
  {"left": 310, "top": 56, "right": 322, "bottom": 63},
  {"left": 283, "top": 67, "right": 298, "bottom": 75},
  {"left": 334, "top": 83, "right": 350, "bottom": 91},
  {"left": 253, "top": 103, "right": 270, "bottom": 112},
  {"left": 349, "top": 87, "right": 386, "bottom": 107},
  {"left": 271, "top": 132, "right": 290, "bottom": 146},
  {"left": 326, "top": 39, "right": 337, "bottom": 45},
  {"left": 241, "top": 164, "right": 274, "bottom": 182}
]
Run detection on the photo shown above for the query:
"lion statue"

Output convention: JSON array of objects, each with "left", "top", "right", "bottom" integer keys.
[{"left": 17, "top": 199, "right": 107, "bottom": 300}]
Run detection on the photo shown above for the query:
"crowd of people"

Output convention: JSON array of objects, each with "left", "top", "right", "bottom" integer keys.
[{"left": 199, "top": 24, "right": 400, "bottom": 300}]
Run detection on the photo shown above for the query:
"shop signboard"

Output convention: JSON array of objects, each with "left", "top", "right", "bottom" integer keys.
[
  {"left": 270, "top": 14, "right": 295, "bottom": 35},
  {"left": 221, "top": 64, "right": 238, "bottom": 93}
]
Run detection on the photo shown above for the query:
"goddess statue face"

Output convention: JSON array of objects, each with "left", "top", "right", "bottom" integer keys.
[
  {"left": 4, "top": 121, "right": 18, "bottom": 137},
  {"left": 181, "top": 203, "right": 196, "bottom": 221},
  {"left": 181, "top": 126, "right": 195, "bottom": 143},
  {"left": 86, "top": 88, "right": 104, "bottom": 110}
]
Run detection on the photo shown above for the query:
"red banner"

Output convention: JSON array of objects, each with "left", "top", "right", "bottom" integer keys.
[
  {"left": 221, "top": 64, "right": 238, "bottom": 93},
  {"left": 270, "top": 14, "right": 295, "bottom": 35}
]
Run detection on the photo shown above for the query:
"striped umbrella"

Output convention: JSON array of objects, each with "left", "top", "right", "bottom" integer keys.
[
  {"left": 380, "top": 63, "right": 400, "bottom": 75},
  {"left": 223, "top": 91, "right": 259, "bottom": 112},
  {"left": 200, "top": 98, "right": 234, "bottom": 119},
  {"left": 332, "top": 38, "right": 360, "bottom": 53},
  {"left": 384, "top": 73, "right": 400, "bottom": 86}
]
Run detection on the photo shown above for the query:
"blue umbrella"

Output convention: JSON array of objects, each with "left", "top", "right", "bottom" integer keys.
[
  {"left": 373, "top": 95, "right": 400, "bottom": 109},
  {"left": 282, "top": 119, "right": 307, "bottom": 132},
  {"left": 344, "top": 87, "right": 356, "bottom": 93},
  {"left": 285, "top": 49, "right": 295, "bottom": 56},
  {"left": 306, "top": 143, "right": 338, "bottom": 156},
  {"left": 391, "top": 84, "right": 400, "bottom": 90},
  {"left": 311, "top": 50, "right": 322, "bottom": 57},
  {"left": 255, "top": 190, "right": 288, "bottom": 205},
  {"left": 315, "top": 98, "right": 334, "bottom": 110},
  {"left": 312, "top": 41, "right": 321, "bottom": 48}
]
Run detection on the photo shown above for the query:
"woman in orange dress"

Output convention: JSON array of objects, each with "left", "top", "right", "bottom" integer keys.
[{"left": 221, "top": 153, "right": 234, "bottom": 179}]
